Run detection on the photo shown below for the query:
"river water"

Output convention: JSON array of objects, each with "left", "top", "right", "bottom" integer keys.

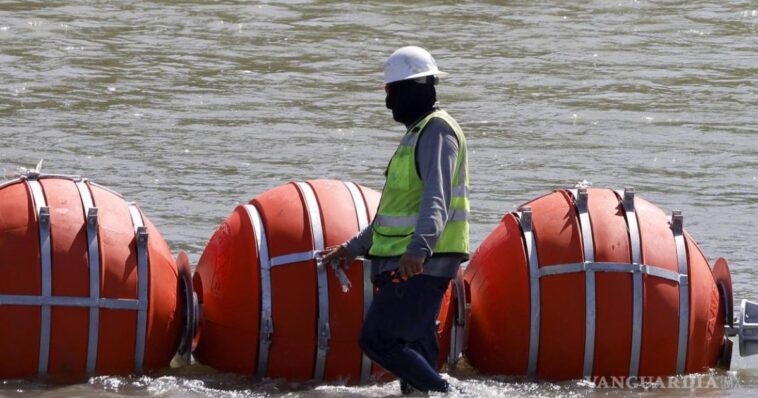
[{"left": 1, "top": 0, "right": 756, "bottom": 396}]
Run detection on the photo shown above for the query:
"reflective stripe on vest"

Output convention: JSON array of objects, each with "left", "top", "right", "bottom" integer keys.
[
  {"left": 374, "top": 208, "right": 470, "bottom": 228},
  {"left": 369, "top": 110, "right": 469, "bottom": 257}
]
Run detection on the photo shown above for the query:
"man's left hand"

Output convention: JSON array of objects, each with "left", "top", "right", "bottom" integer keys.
[{"left": 398, "top": 252, "right": 426, "bottom": 278}]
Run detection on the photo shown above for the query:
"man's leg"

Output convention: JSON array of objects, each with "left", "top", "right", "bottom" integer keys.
[
  {"left": 401, "top": 311, "right": 441, "bottom": 394},
  {"left": 359, "top": 274, "right": 451, "bottom": 392},
  {"left": 409, "top": 322, "right": 440, "bottom": 369},
  {"left": 400, "top": 322, "right": 439, "bottom": 395}
]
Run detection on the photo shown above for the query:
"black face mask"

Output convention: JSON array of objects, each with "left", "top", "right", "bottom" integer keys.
[{"left": 385, "top": 80, "right": 437, "bottom": 127}]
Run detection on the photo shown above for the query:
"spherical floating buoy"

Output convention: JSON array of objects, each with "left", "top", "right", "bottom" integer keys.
[
  {"left": 192, "top": 179, "right": 457, "bottom": 383},
  {"left": 0, "top": 173, "right": 190, "bottom": 379},
  {"left": 459, "top": 187, "right": 731, "bottom": 380}
]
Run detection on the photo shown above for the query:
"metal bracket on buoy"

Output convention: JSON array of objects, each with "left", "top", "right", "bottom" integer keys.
[
  {"left": 726, "top": 299, "right": 758, "bottom": 357},
  {"left": 128, "top": 204, "right": 150, "bottom": 374},
  {"left": 176, "top": 251, "right": 200, "bottom": 363},
  {"left": 448, "top": 274, "right": 467, "bottom": 369}
]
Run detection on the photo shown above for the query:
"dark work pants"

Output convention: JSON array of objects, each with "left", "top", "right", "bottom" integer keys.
[{"left": 359, "top": 274, "right": 451, "bottom": 392}]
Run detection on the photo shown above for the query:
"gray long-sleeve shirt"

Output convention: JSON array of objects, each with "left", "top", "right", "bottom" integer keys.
[{"left": 345, "top": 115, "right": 465, "bottom": 278}]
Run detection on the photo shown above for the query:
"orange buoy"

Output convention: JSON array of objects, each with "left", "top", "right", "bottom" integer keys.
[
  {"left": 192, "top": 179, "right": 456, "bottom": 383},
  {"left": 460, "top": 187, "right": 730, "bottom": 380},
  {"left": 0, "top": 173, "right": 187, "bottom": 379}
]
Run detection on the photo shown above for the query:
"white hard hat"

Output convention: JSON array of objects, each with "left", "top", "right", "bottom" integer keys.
[{"left": 383, "top": 46, "right": 449, "bottom": 85}]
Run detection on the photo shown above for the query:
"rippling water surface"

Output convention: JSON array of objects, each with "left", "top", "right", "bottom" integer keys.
[{"left": 1, "top": 0, "right": 756, "bottom": 396}]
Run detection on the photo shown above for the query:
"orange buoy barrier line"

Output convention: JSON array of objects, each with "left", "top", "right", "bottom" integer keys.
[
  {"left": 0, "top": 173, "right": 187, "bottom": 379},
  {"left": 457, "top": 187, "right": 732, "bottom": 380},
  {"left": 192, "top": 179, "right": 456, "bottom": 383}
]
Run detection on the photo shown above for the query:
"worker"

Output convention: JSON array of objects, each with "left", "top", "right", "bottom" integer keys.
[{"left": 320, "top": 46, "right": 469, "bottom": 394}]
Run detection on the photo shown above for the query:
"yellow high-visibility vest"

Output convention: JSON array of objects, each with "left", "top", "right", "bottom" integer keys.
[{"left": 369, "top": 110, "right": 470, "bottom": 258}]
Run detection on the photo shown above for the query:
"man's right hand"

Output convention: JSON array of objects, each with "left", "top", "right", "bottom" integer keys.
[{"left": 318, "top": 245, "right": 355, "bottom": 270}]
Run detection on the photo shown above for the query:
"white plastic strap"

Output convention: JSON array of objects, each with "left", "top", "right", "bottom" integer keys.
[
  {"left": 76, "top": 180, "right": 101, "bottom": 376},
  {"left": 127, "top": 204, "right": 149, "bottom": 373},
  {"left": 243, "top": 204, "right": 273, "bottom": 378},
  {"left": 27, "top": 179, "right": 52, "bottom": 376},
  {"left": 294, "top": 182, "right": 330, "bottom": 381},
  {"left": 671, "top": 211, "right": 689, "bottom": 374},
  {"left": 343, "top": 181, "right": 374, "bottom": 383}
]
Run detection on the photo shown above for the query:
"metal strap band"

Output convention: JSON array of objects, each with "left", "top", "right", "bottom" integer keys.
[
  {"left": 539, "top": 262, "right": 586, "bottom": 277},
  {"left": 270, "top": 250, "right": 317, "bottom": 267},
  {"left": 243, "top": 204, "right": 273, "bottom": 378},
  {"left": 0, "top": 177, "right": 22, "bottom": 190},
  {"left": 537, "top": 261, "right": 684, "bottom": 284},
  {"left": 0, "top": 295, "right": 140, "bottom": 309},
  {"left": 3, "top": 174, "right": 82, "bottom": 189},
  {"left": 574, "top": 190, "right": 594, "bottom": 264},
  {"left": 518, "top": 208, "right": 541, "bottom": 377},
  {"left": 343, "top": 182, "right": 374, "bottom": 384},
  {"left": 294, "top": 182, "right": 330, "bottom": 381},
  {"left": 127, "top": 204, "right": 149, "bottom": 373},
  {"left": 343, "top": 182, "right": 370, "bottom": 232},
  {"left": 76, "top": 181, "right": 101, "bottom": 375},
  {"left": 590, "top": 262, "right": 638, "bottom": 273},
  {"left": 643, "top": 264, "right": 681, "bottom": 283},
  {"left": 373, "top": 209, "right": 469, "bottom": 228},
  {"left": 618, "top": 188, "right": 643, "bottom": 377},
  {"left": 620, "top": 190, "right": 642, "bottom": 266},
  {"left": 572, "top": 189, "right": 597, "bottom": 378},
  {"left": 27, "top": 179, "right": 52, "bottom": 376},
  {"left": 671, "top": 211, "right": 689, "bottom": 374},
  {"left": 26, "top": 173, "right": 82, "bottom": 181}
]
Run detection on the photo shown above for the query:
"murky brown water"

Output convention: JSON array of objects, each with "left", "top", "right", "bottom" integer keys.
[{"left": 1, "top": 0, "right": 757, "bottom": 396}]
